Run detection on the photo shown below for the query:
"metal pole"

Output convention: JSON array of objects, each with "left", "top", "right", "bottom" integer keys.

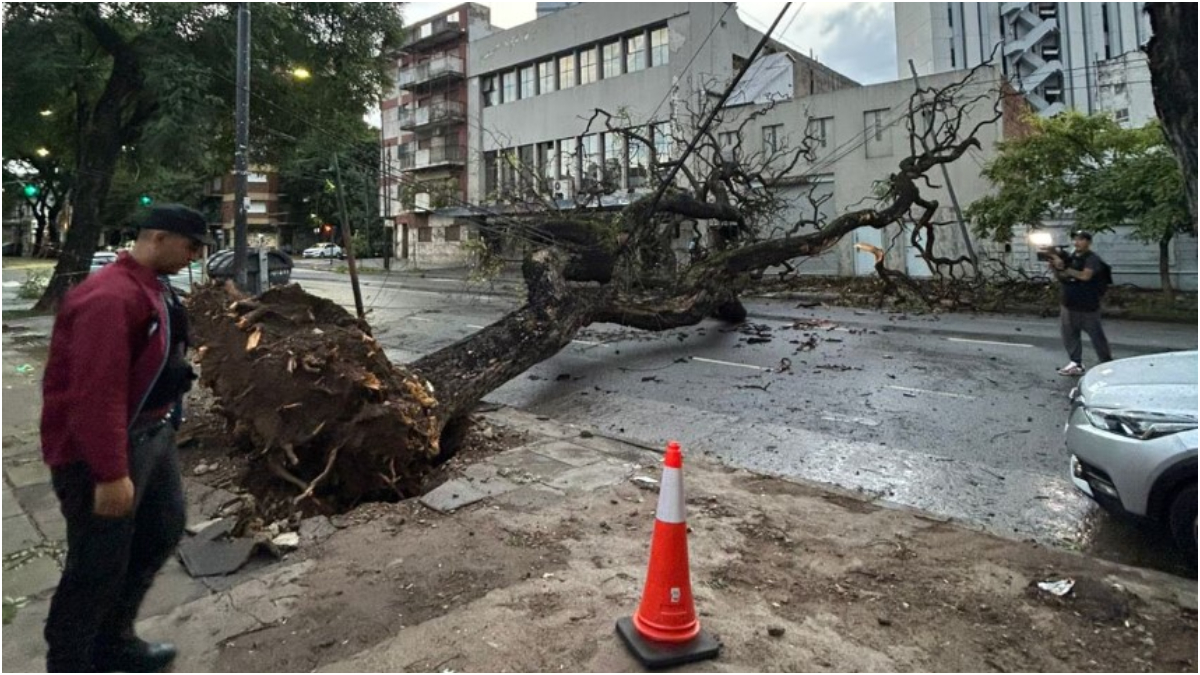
[
  {"left": 333, "top": 153, "right": 366, "bottom": 320},
  {"left": 233, "top": 2, "right": 251, "bottom": 289},
  {"left": 908, "top": 59, "right": 978, "bottom": 269}
]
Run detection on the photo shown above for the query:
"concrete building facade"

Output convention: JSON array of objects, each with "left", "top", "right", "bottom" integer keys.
[
  {"left": 380, "top": 3, "right": 495, "bottom": 264},
  {"left": 896, "top": 2, "right": 1154, "bottom": 124},
  {"left": 208, "top": 169, "right": 286, "bottom": 250}
]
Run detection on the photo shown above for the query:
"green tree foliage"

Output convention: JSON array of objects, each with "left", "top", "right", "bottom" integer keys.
[
  {"left": 968, "top": 111, "right": 1189, "bottom": 294},
  {"left": 1, "top": 3, "right": 403, "bottom": 307}
]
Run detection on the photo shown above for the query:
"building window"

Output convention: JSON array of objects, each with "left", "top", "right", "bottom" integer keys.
[
  {"left": 517, "top": 145, "right": 535, "bottom": 189},
  {"left": 718, "top": 131, "right": 739, "bottom": 148},
  {"left": 628, "top": 128, "right": 650, "bottom": 188},
  {"left": 603, "top": 132, "right": 624, "bottom": 185},
  {"left": 602, "top": 40, "right": 622, "bottom": 79},
  {"left": 581, "top": 134, "right": 601, "bottom": 181},
  {"left": 539, "top": 60, "right": 556, "bottom": 94},
  {"left": 248, "top": 172, "right": 269, "bottom": 183},
  {"left": 482, "top": 75, "right": 497, "bottom": 107},
  {"left": 652, "top": 121, "right": 673, "bottom": 163},
  {"left": 558, "top": 53, "right": 576, "bottom": 89},
  {"left": 864, "top": 109, "right": 892, "bottom": 158},
  {"left": 444, "top": 224, "right": 461, "bottom": 242},
  {"left": 249, "top": 200, "right": 268, "bottom": 214},
  {"left": 519, "top": 65, "right": 536, "bottom": 99},
  {"left": 418, "top": 227, "right": 433, "bottom": 243},
  {"left": 501, "top": 71, "right": 517, "bottom": 103},
  {"left": 806, "top": 117, "right": 832, "bottom": 149},
  {"left": 762, "top": 125, "right": 782, "bottom": 153},
  {"left": 559, "top": 138, "right": 576, "bottom": 179},
  {"left": 947, "top": 4, "right": 953, "bottom": 27},
  {"left": 626, "top": 33, "right": 646, "bottom": 73},
  {"left": 538, "top": 141, "right": 556, "bottom": 184},
  {"left": 579, "top": 46, "right": 598, "bottom": 85},
  {"left": 650, "top": 27, "right": 669, "bottom": 66},
  {"left": 1114, "top": 108, "right": 1130, "bottom": 124},
  {"left": 484, "top": 151, "right": 498, "bottom": 196},
  {"left": 1114, "top": 82, "right": 1127, "bottom": 95}
]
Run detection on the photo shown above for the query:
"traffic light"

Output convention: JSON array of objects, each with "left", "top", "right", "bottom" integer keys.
[
  {"left": 138, "top": 194, "right": 153, "bottom": 207},
  {"left": 22, "top": 184, "right": 39, "bottom": 199}
]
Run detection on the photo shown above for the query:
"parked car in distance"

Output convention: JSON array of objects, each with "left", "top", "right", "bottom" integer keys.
[
  {"left": 90, "top": 251, "right": 119, "bottom": 271},
  {"left": 302, "top": 243, "right": 344, "bottom": 259},
  {"left": 1066, "top": 350, "right": 1198, "bottom": 557}
]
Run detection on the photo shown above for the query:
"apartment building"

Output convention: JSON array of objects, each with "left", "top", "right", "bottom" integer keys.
[
  {"left": 207, "top": 169, "right": 286, "bottom": 250},
  {"left": 380, "top": 3, "right": 494, "bottom": 262},
  {"left": 896, "top": 2, "right": 1154, "bottom": 124},
  {"left": 386, "top": 2, "right": 858, "bottom": 266}
]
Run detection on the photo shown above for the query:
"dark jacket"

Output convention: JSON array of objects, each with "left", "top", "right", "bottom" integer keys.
[
  {"left": 1060, "top": 251, "right": 1104, "bottom": 312},
  {"left": 41, "top": 252, "right": 170, "bottom": 482}
]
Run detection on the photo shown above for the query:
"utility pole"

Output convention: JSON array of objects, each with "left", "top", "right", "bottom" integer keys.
[
  {"left": 233, "top": 2, "right": 251, "bottom": 289},
  {"left": 907, "top": 59, "right": 978, "bottom": 269},
  {"left": 333, "top": 153, "right": 366, "bottom": 321}
]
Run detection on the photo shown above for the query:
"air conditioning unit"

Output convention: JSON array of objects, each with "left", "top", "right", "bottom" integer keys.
[{"left": 551, "top": 179, "right": 575, "bottom": 201}]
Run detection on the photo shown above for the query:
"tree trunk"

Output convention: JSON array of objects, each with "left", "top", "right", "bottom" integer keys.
[
  {"left": 1158, "top": 235, "right": 1174, "bottom": 301},
  {"left": 1145, "top": 3, "right": 1198, "bottom": 233}
]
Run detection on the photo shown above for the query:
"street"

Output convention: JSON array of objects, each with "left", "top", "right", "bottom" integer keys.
[{"left": 290, "top": 264, "right": 1198, "bottom": 576}]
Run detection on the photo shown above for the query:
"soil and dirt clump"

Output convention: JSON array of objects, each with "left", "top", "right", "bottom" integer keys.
[{"left": 187, "top": 283, "right": 443, "bottom": 519}]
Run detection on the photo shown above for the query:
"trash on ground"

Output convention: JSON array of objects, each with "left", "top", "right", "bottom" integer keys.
[
  {"left": 631, "top": 476, "right": 659, "bottom": 490},
  {"left": 1037, "top": 578, "right": 1075, "bottom": 597},
  {"left": 14, "top": 364, "right": 34, "bottom": 374}
]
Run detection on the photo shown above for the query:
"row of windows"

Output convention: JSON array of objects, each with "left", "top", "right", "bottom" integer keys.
[
  {"left": 716, "top": 119, "right": 835, "bottom": 156},
  {"left": 483, "top": 123, "right": 675, "bottom": 196},
  {"left": 482, "top": 25, "right": 669, "bottom": 107}
]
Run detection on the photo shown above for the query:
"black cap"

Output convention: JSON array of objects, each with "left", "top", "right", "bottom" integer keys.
[
  {"left": 138, "top": 204, "right": 215, "bottom": 246},
  {"left": 1072, "top": 230, "right": 1093, "bottom": 241}
]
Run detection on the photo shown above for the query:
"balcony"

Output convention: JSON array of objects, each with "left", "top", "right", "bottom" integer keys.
[
  {"left": 403, "top": 15, "right": 465, "bottom": 51},
  {"left": 397, "top": 145, "right": 467, "bottom": 170},
  {"left": 398, "top": 101, "right": 466, "bottom": 131},
  {"left": 398, "top": 54, "right": 466, "bottom": 91}
]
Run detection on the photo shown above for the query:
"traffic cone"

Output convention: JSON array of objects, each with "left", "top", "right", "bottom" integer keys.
[{"left": 616, "top": 441, "right": 721, "bottom": 668}]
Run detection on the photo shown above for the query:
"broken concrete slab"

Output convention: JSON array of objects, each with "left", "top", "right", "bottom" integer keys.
[
  {"left": 138, "top": 557, "right": 210, "bottom": 620},
  {"left": 178, "top": 520, "right": 259, "bottom": 577},
  {"left": 525, "top": 439, "right": 608, "bottom": 468},
  {"left": 420, "top": 475, "right": 519, "bottom": 513},
  {"left": 543, "top": 460, "right": 634, "bottom": 493},
  {"left": 299, "top": 515, "right": 338, "bottom": 545},
  {"left": 488, "top": 448, "right": 574, "bottom": 481}
]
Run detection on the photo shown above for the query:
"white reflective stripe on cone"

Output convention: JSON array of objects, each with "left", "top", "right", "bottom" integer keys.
[{"left": 656, "top": 467, "right": 686, "bottom": 524}]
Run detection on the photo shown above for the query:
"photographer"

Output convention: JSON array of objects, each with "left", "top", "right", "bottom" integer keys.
[{"left": 1050, "top": 230, "right": 1112, "bottom": 376}]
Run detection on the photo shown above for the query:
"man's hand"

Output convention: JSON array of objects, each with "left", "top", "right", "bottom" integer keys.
[
  {"left": 1052, "top": 257, "right": 1066, "bottom": 270},
  {"left": 94, "top": 477, "right": 135, "bottom": 518}
]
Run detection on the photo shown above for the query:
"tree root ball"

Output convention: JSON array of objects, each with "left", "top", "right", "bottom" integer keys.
[{"left": 188, "top": 282, "right": 442, "bottom": 513}]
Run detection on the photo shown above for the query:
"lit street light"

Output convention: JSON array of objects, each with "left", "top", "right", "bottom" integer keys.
[
  {"left": 35, "top": 147, "right": 50, "bottom": 157},
  {"left": 292, "top": 67, "right": 312, "bottom": 80},
  {"left": 39, "top": 109, "right": 53, "bottom": 117}
]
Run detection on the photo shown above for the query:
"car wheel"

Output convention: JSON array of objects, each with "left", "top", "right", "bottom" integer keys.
[{"left": 1168, "top": 482, "right": 1197, "bottom": 559}]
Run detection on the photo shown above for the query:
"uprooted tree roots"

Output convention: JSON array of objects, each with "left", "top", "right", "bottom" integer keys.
[{"left": 189, "top": 283, "right": 442, "bottom": 514}]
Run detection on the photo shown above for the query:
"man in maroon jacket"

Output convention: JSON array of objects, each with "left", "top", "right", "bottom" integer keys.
[{"left": 41, "top": 204, "right": 211, "bottom": 672}]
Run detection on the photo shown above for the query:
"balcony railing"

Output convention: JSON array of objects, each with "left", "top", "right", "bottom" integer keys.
[
  {"left": 403, "top": 15, "right": 465, "bottom": 50},
  {"left": 397, "top": 145, "right": 467, "bottom": 170},
  {"left": 397, "top": 54, "right": 465, "bottom": 90},
  {"left": 397, "top": 101, "right": 466, "bottom": 131}
]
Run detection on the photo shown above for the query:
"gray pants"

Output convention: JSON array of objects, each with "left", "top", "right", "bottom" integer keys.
[{"left": 1060, "top": 306, "right": 1113, "bottom": 365}]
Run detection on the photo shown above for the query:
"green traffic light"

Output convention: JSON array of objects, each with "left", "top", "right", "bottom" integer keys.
[
  {"left": 139, "top": 194, "right": 153, "bottom": 206},
  {"left": 22, "top": 184, "right": 39, "bottom": 198}
]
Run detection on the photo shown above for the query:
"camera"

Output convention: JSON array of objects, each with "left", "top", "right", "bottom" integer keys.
[{"left": 1036, "top": 245, "right": 1071, "bottom": 263}]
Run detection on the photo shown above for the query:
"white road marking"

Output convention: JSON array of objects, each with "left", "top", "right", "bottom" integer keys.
[
  {"left": 946, "top": 337, "right": 1034, "bottom": 348},
  {"left": 887, "top": 385, "right": 977, "bottom": 401},
  {"left": 571, "top": 339, "right": 603, "bottom": 346},
  {"left": 466, "top": 324, "right": 486, "bottom": 329},
  {"left": 819, "top": 411, "right": 881, "bottom": 427},
  {"left": 691, "top": 357, "right": 771, "bottom": 371},
  {"left": 408, "top": 316, "right": 433, "bottom": 322}
]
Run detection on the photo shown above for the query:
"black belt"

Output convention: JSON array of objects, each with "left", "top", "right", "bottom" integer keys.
[{"left": 129, "top": 414, "right": 171, "bottom": 445}]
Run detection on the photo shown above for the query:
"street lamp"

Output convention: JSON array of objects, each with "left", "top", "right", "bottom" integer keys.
[
  {"left": 35, "top": 147, "right": 50, "bottom": 157},
  {"left": 39, "top": 109, "right": 52, "bottom": 117},
  {"left": 291, "top": 67, "right": 312, "bottom": 80}
]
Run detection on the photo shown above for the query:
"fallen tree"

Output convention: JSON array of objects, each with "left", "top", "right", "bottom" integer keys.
[{"left": 190, "top": 66, "right": 1007, "bottom": 513}]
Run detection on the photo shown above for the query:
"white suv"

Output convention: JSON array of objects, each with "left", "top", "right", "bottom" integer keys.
[
  {"left": 1066, "top": 351, "right": 1197, "bottom": 557},
  {"left": 302, "top": 243, "right": 344, "bottom": 259}
]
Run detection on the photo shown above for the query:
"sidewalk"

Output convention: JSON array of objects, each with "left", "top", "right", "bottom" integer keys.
[{"left": 2, "top": 316, "right": 1196, "bottom": 672}]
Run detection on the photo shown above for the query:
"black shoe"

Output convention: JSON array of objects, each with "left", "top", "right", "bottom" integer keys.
[{"left": 94, "top": 638, "right": 177, "bottom": 673}]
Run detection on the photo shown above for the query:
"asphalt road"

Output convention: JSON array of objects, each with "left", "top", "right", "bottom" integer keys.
[{"left": 287, "top": 267, "right": 1200, "bottom": 575}]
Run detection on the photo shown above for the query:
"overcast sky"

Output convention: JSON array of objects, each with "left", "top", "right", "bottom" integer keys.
[{"left": 403, "top": 2, "right": 898, "bottom": 85}]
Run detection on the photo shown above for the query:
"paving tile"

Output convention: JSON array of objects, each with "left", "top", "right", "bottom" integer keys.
[
  {"left": 3, "top": 555, "right": 61, "bottom": 598},
  {"left": 2, "top": 482, "right": 22, "bottom": 518},
  {"left": 488, "top": 448, "right": 574, "bottom": 482},
  {"left": 572, "top": 434, "right": 662, "bottom": 465},
  {"left": 526, "top": 439, "right": 608, "bottom": 468},
  {"left": 139, "top": 558, "right": 210, "bottom": 621},
  {"left": 1, "top": 595, "right": 50, "bottom": 672},
  {"left": 4, "top": 459, "right": 50, "bottom": 489},
  {"left": 27, "top": 507, "right": 65, "bottom": 542},
  {"left": 479, "top": 407, "right": 579, "bottom": 440},
  {"left": 13, "top": 482, "right": 57, "bottom": 515},
  {"left": 2, "top": 514, "right": 42, "bottom": 554},
  {"left": 420, "top": 476, "right": 518, "bottom": 513},
  {"left": 542, "top": 460, "right": 632, "bottom": 493}
]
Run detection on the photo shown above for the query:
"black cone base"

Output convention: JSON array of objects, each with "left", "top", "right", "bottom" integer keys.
[{"left": 616, "top": 616, "right": 721, "bottom": 669}]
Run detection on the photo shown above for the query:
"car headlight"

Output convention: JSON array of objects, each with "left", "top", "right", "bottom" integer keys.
[{"left": 1083, "top": 407, "right": 1198, "bottom": 440}]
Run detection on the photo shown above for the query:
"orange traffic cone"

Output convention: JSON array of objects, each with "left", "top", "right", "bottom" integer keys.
[{"left": 616, "top": 441, "right": 721, "bottom": 668}]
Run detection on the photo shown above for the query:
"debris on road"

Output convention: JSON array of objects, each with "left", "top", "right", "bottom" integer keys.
[{"left": 767, "top": 626, "right": 786, "bottom": 637}]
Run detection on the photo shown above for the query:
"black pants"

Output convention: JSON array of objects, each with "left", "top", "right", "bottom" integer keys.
[
  {"left": 44, "top": 422, "right": 186, "bottom": 673},
  {"left": 1060, "top": 305, "right": 1113, "bottom": 365}
]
